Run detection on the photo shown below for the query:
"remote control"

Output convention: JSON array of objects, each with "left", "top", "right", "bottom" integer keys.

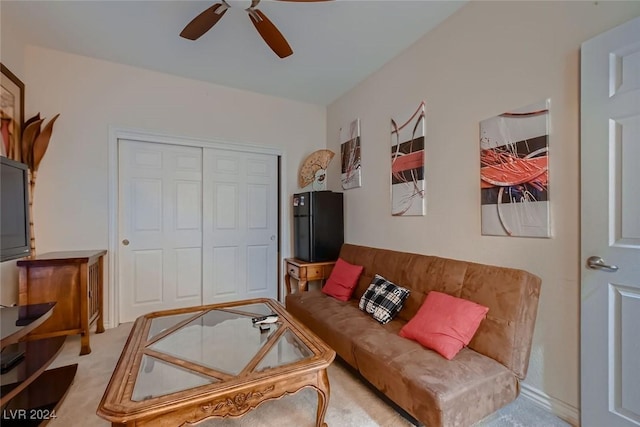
[
  {"left": 0, "top": 350, "right": 25, "bottom": 374},
  {"left": 252, "top": 314, "right": 278, "bottom": 325}
]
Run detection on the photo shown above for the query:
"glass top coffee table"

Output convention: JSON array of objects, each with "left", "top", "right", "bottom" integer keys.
[{"left": 97, "top": 298, "right": 335, "bottom": 426}]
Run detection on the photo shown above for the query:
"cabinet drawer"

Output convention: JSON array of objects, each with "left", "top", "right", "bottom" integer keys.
[
  {"left": 306, "top": 266, "right": 324, "bottom": 280},
  {"left": 287, "top": 263, "right": 300, "bottom": 279}
]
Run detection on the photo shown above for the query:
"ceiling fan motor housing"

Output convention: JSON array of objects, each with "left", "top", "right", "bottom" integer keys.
[{"left": 225, "top": 0, "right": 254, "bottom": 10}]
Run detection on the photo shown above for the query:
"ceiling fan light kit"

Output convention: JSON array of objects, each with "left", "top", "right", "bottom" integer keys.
[{"left": 180, "top": 0, "right": 332, "bottom": 59}]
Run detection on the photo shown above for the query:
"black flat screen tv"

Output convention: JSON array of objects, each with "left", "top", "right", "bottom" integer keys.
[{"left": 1, "top": 157, "right": 31, "bottom": 262}]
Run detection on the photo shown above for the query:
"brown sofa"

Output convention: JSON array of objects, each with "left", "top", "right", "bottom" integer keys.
[{"left": 285, "top": 244, "right": 541, "bottom": 427}]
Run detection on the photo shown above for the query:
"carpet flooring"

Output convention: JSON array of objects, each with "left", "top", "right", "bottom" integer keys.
[{"left": 46, "top": 323, "right": 572, "bottom": 427}]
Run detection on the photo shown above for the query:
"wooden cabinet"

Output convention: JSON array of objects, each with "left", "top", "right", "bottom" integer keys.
[
  {"left": 284, "top": 258, "right": 336, "bottom": 294},
  {"left": 17, "top": 250, "right": 106, "bottom": 355}
]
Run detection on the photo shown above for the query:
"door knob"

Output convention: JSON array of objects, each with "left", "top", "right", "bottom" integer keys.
[
  {"left": 122, "top": 239, "right": 130, "bottom": 246},
  {"left": 586, "top": 256, "right": 618, "bottom": 272}
]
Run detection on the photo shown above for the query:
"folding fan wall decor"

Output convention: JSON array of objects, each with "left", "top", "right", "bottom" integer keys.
[{"left": 298, "top": 149, "right": 335, "bottom": 190}]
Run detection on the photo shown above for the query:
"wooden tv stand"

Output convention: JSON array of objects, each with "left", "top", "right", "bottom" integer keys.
[
  {"left": 17, "top": 250, "right": 106, "bottom": 355},
  {"left": 0, "top": 303, "right": 78, "bottom": 426}
]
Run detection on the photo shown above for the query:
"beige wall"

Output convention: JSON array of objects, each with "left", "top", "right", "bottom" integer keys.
[
  {"left": 326, "top": 0, "right": 640, "bottom": 419},
  {"left": 0, "top": 45, "right": 326, "bottom": 317}
]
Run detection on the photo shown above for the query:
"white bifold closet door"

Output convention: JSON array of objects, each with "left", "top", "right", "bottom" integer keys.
[
  {"left": 118, "top": 140, "right": 277, "bottom": 323},
  {"left": 202, "top": 148, "right": 278, "bottom": 304}
]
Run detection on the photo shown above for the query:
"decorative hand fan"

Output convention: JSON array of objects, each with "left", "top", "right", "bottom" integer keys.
[{"left": 298, "top": 149, "right": 335, "bottom": 189}]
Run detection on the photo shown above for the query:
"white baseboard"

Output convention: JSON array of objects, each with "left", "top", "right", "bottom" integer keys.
[{"left": 521, "top": 383, "right": 580, "bottom": 426}]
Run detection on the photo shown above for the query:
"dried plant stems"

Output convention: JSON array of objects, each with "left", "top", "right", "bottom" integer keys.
[
  {"left": 28, "top": 169, "right": 37, "bottom": 254},
  {"left": 16, "top": 113, "right": 60, "bottom": 256}
]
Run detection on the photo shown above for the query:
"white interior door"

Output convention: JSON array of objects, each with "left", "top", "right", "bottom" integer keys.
[
  {"left": 119, "top": 139, "right": 203, "bottom": 322},
  {"left": 581, "top": 16, "right": 640, "bottom": 427},
  {"left": 202, "top": 148, "right": 278, "bottom": 304}
]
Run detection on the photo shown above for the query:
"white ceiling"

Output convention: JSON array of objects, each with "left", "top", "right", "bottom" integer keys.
[{"left": 1, "top": 0, "right": 466, "bottom": 106}]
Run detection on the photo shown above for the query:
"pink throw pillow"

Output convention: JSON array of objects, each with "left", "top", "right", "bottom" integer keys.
[
  {"left": 321, "top": 258, "right": 364, "bottom": 302},
  {"left": 399, "top": 291, "right": 489, "bottom": 360}
]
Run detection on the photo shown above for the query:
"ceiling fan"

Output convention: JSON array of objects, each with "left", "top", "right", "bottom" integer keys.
[{"left": 180, "top": 0, "right": 331, "bottom": 59}]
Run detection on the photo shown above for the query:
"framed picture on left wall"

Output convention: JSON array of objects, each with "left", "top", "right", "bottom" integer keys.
[{"left": 1, "top": 63, "right": 25, "bottom": 159}]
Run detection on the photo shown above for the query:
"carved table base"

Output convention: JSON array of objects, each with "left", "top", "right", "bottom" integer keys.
[{"left": 111, "top": 370, "right": 330, "bottom": 427}]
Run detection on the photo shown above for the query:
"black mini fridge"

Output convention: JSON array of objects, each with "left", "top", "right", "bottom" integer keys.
[{"left": 293, "top": 191, "right": 344, "bottom": 262}]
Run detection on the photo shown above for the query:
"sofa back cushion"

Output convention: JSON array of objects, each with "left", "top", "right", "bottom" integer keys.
[{"left": 338, "top": 243, "right": 541, "bottom": 379}]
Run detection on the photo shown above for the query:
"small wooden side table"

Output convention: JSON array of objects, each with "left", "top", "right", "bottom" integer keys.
[
  {"left": 17, "top": 250, "right": 106, "bottom": 355},
  {"left": 284, "top": 258, "right": 336, "bottom": 294}
]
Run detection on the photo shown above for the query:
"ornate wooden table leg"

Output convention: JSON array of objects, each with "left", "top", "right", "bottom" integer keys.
[
  {"left": 315, "top": 368, "right": 330, "bottom": 427},
  {"left": 284, "top": 259, "right": 292, "bottom": 295}
]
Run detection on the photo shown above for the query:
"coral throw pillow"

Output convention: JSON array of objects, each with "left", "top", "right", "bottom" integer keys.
[
  {"left": 321, "top": 258, "right": 364, "bottom": 302},
  {"left": 399, "top": 291, "right": 489, "bottom": 360}
]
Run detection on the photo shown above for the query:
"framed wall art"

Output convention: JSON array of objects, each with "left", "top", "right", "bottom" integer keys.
[
  {"left": 480, "top": 99, "right": 550, "bottom": 237},
  {"left": 340, "top": 118, "right": 361, "bottom": 190},
  {"left": 1, "top": 64, "right": 25, "bottom": 159},
  {"left": 391, "top": 102, "right": 425, "bottom": 216}
]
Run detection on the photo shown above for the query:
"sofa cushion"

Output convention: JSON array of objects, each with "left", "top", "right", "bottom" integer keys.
[
  {"left": 286, "top": 290, "right": 371, "bottom": 367},
  {"left": 321, "top": 258, "right": 364, "bottom": 301},
  {"left": 400, "top": 291, "right": 489, "bottom": 360},
  {"left": 353, "top": 336, "right": 518, "bottom": 427},
  {"left": 359, "top": 274, "right": 410, "bottom": 324}
]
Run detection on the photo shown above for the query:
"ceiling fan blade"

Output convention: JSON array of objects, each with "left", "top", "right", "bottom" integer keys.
[
  {"left": 180, "top": 3, "right": 228, "bottom": 41},
  {"left": 248, "top": 9, "right": 293, "bottom": 59}
]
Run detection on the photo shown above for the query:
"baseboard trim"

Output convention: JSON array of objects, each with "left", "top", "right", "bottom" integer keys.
[{"left": 520, "top": 383, "right": 580, "bottom": 426}]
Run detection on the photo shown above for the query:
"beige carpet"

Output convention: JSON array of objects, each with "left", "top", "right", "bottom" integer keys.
[{"left": 47, "top": 324, "right": 571, "bottom": 427}]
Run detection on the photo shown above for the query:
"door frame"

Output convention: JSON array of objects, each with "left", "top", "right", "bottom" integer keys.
[{"left": 107, "top": 126, "right": 287, "bottom": 328}]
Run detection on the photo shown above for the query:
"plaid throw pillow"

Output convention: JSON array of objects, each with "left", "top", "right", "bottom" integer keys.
[{"left": 359, "top": 274, "right": 411, "bottom": 324}]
